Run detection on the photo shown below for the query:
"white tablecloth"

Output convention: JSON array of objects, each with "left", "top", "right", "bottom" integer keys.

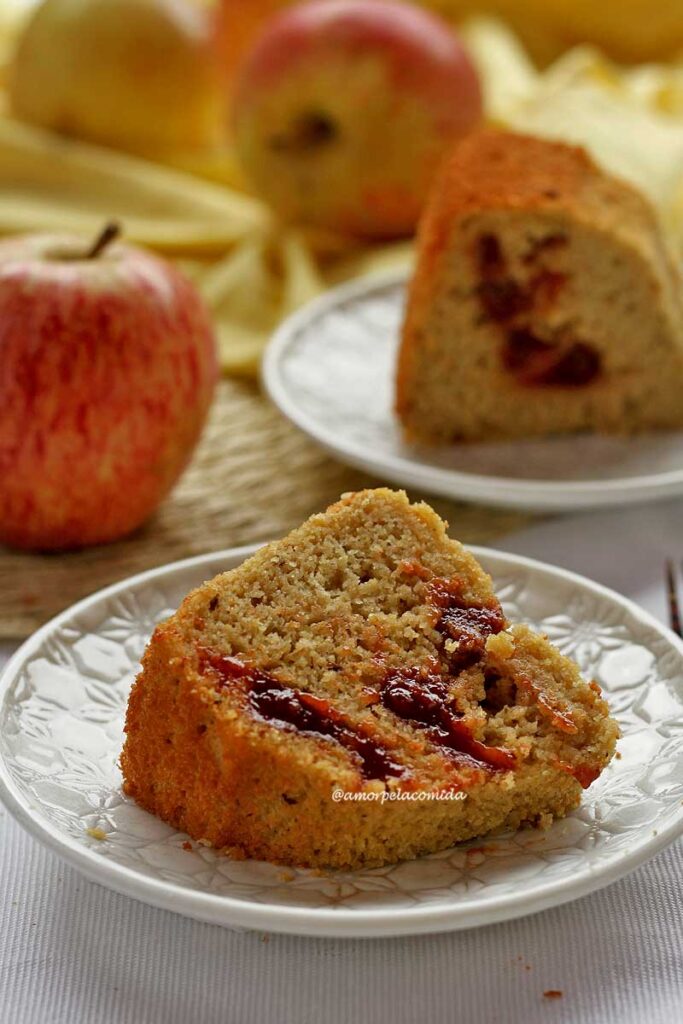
[{"left": 2, "top": 499, "right": 682, "bottom": 1023}]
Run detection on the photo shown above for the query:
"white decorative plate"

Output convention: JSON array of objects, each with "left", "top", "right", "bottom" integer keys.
[
  {"left": 263, "top": 273, "right": 683, "bottom": 511},
  {"left": 1, "top": 545, "right": 682, "bottom": 938}
]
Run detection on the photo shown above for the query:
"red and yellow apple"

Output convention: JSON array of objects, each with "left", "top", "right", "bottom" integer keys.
[
  {"left": 232, "top": 0, "right": 482, "bottom": 239},
  {"left": 8, "top": 0, "right": 226, "bottom": 156},
  {"left": 0, "top": 225, "right": 218, "bottom": 551}
]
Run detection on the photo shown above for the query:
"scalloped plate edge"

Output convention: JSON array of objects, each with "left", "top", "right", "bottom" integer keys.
[{"left": 1, "top": 544, "right": 682, "bottom": 937}]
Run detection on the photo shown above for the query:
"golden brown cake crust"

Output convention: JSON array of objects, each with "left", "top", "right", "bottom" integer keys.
[{"left": 122, "top": 489, "right": 618, "bottom": 869}]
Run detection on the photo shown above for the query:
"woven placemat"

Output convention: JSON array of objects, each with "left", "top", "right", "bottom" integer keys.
[{"left": 0, "top": 380, "right": 538, "bottom": 639}]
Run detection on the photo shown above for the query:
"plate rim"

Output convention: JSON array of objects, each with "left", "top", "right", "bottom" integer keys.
[
  {"left": 1, "top": 543, "right": 682, "bottom": 938},
  {"left": 262, "top": 270, "right": 683, "bottom": 512}
]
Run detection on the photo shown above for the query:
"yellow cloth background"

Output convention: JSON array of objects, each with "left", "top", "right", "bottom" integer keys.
[
  {"left": 1, "top": 5, "right": 683, "bottom": 376},
  {"left": 423, "top": 1, "right": 683, "bottom": 67}
]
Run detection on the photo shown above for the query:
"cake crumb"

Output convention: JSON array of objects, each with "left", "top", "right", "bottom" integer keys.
[
  {"left": 182, "top": 841, "right": 193, "bottom": 851},
  {"left": 218, "top": 844, "right": 247, "bottom": 860},
  {"left": 86, "top": 827, "right": 107, "bottom": 841},
  {"left": 278, "top": 869, "right": 296, "bottom": 883},
  {"left": 486, "top": 631, "right": 515, "bottom": 659},
  {"left": 543, "top": 990, "right": 563, "bottom": 1000}
]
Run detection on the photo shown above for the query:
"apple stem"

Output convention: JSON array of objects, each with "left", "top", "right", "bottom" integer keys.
[{"left": 85, "top": 222, "right": 121, "bottom": 259}]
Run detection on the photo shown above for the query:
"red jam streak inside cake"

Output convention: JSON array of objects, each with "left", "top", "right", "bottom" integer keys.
[
  {"left": 200, "top": 573, "right": 516, "bottom": 781},
  {"left": 381, "top": 667, "right": 516, "bottom": 772},
  {"left": 428, "top": 576, "right": 506, "bottom": 672},
  {"left": 200, "top": 650, "right": 406, "bottom": 782},
  {"left": 380, "top": 578, "right": 515, "bottom": 772},
  {"left": 503, "top": 330, "right": 601, "bottom": 387},
  {"left": 474, "top": 232, "right": 602, "bottom": 388},
  {"left": 201, "top": 579, "right": 523, "bottom": 782}
]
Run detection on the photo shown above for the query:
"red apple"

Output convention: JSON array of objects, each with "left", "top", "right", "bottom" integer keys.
[
  {"left": 0, "top": 225, "right": 218, "bottom": 551},
  {"left": 232, "top": 0, "right": 482, "bottom": 239}
]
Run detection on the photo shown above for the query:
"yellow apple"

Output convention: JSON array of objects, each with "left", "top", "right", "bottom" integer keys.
[{"left": 8, "top": 0, "right": 227, "bottom": 156}]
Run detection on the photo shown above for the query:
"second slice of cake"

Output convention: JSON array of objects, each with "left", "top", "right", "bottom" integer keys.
[
  {"left": 122, "top": 489, "right": 618, "bottom": 869},
  {"left": 396, "top": 129, "right": 683, "bottom": 442}
]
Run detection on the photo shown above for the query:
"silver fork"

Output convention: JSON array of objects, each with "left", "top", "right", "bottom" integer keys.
[{"left": 665, "top": 560, "right": 682, "bottom": 638}]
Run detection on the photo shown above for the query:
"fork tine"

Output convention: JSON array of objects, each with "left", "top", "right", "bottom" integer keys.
[{"left": 665, "top": 560, "right": 682, "bottom": 638}]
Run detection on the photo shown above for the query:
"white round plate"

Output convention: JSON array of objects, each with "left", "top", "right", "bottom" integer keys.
[
  {"left": 1, "top": 545, "right": 682, "bottom": 938},
  {"left": 263, "top": 273, "right": 683, "bottom": 511}
]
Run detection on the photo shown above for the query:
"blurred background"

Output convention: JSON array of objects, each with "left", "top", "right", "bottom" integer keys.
[{"left": 1, "top": 0, "right": 683, "bottom": 637}]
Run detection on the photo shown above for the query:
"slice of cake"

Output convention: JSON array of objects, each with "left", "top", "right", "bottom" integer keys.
[
  {"left": 121, "top": 489, "right": 618, "bottom": 869},
  {"left": 396, "top": 128, "right": 683, "bottom": 442}
]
